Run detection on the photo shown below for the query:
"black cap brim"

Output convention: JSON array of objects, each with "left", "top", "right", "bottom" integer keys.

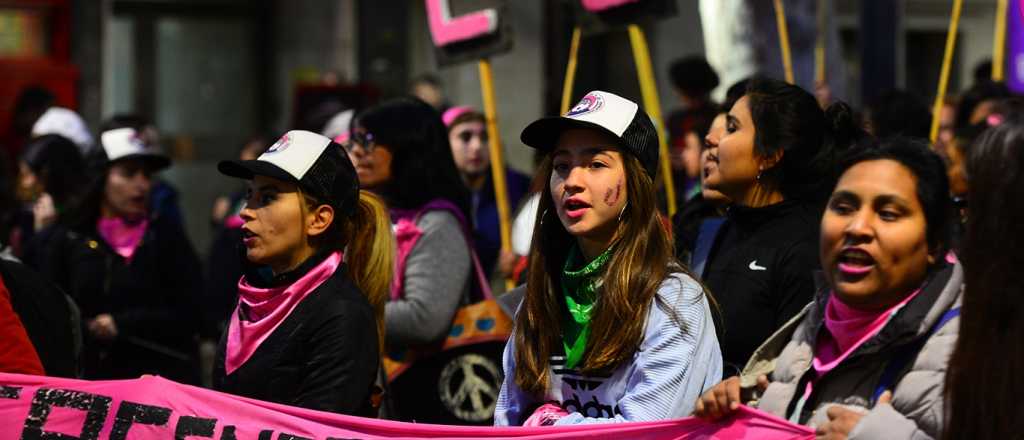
[
  {"left": 218, "top": 159, "right": 297, "bottom": 184},
  {"left": 520, "top": 116, "right": 624, "bottom": 151},
  {"left": 111, "top": 153, "right": 171, "bottom": 172}
]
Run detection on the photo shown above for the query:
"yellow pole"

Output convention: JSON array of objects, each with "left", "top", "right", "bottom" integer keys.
[
  {"left": 561, "top": 27, "right": 583, "bottom": 115},
  {"left": 994, "top": 0, "right": 1009, "bottom": 81},
  {"left": 774, "top": 0, "right": 796, "bottom": 84},
  {"left": 930, "top": 0, "right": 963, "bottom": 143},
  {"left": 627, "top": 24, "right": 676, "bottom": 217},
  {"left": 477, "top": 59, "right": 515, "bottom": 291},
  {"left": 815, "top": 0, "right": 827, "bottom": 84}
]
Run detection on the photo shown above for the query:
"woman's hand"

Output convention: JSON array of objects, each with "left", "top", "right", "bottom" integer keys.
[
  {"left": 693, "top": 374, "right": 770, "bottom": 420},
  {"left": 814, "top": 391, "right": 891, "bottom": 439},
  {"left": 32, "top": 193, "right": 57, "bottom": 231},
  {"left": 88, "top": 314, "right": 118, "bottom": 340}
]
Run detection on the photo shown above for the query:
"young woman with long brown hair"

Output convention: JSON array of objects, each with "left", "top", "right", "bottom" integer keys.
[
  {"left": 493, "top": 91, "right": 722, "bottom": 426},
  {"left": 943, "top": 115, "right": 1024, "bottom": 440},
  {"left": 214, "top": 130, "right": 393, "bottom": 415}
]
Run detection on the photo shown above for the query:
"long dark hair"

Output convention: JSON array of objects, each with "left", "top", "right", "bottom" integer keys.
[
  {"left": 744, "top": 78, "right": 866, "bottom": 204},
  {"left": 21, "top": 134, "right": 86, "bottom": 207},
  {"left": 513, "top": 152, "right": 700, "bottom": 396},
  {"left": 943, "top": 116, "right": 1024, "bottom": 440},
  {"left": 353, "top": 97, "right": 470, "bottom": 216}
]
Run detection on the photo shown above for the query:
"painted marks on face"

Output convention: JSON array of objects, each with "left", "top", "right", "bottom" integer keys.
[{"left": 604, "top": 180, "right": 622, "bottom": 207}]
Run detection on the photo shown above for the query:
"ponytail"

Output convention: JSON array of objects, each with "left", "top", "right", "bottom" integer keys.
[
  {"left": 340, "top": 190, "right": 395, "bottom": 356},
  {"left": 745, "top": 77, "right": 868, "bottom": 204}
]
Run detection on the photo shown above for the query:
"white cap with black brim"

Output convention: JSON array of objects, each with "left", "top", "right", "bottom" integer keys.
[
  {"left": 520, "top": 90, "right": 660, "bottom": 177},
  {"left": 100, "top": 127, "right": 171, "bottom": 171},
  {"left": 218, "top": 130, "right": 360, "bottom": 219}
]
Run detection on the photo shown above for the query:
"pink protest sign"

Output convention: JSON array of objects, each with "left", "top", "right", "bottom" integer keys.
[
  {"left": 580, "top": 0, "right": 642, "bottom": 12},
  {"left": 425, "top": 0, "right": 499, "bottom": 48},
  {"left": 0, "top": 373, "right": 813, "bottom": 439}
]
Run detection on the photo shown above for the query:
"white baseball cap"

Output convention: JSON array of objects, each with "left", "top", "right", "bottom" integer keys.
[
  {"left": 99, "top": 127, "right": 170, "bottom": 170},
  {"left": 218, "top": 130, "right": 360, "bottom": 218},
  {"left": 32, "top": 107, "right": 95, "bottom": 154},
  {"left": 521, "top": 90, "right": 659, "bottom": 176}
]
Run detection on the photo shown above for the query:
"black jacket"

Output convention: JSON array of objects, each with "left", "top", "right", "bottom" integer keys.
[
  {"left": 213, "top": 259, "right": 379, "bottom": 416},
  {"left": 32, "top": 215, "right": 203, "bottom": 383},
  {"left": 703, "top": 200, "right": 821, "bottom": 377},
  {"left": 0, "top": 260, "right": 78, "bottom": 377}
]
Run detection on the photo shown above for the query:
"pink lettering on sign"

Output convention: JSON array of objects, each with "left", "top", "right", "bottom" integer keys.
[
  {"left": 425, "top": 0, "right": 499, "bottom": 47},
  {"left": 580, "top": 0, "right": 642, "bottom": 13}
]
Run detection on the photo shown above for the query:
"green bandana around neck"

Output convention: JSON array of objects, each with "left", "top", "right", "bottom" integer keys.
[{"left": 560, "top": 243, "right": 614, "bottom": 370}]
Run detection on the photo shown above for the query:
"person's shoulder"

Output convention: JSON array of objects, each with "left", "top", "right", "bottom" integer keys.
[
  {"left": 413, "top": 209, "right": 466, "bottom": 240},
  {"left": 505, "top": 167, "right": 531, "bottom": 188},
  {"left": 302, "top": 269, "right": 374, "bottom": 321},
  {"left": 416, "top": 209, "right": 463, "bottom": 234},
  {"left": 655, "top": 270, "right": 707, "bottom": 308}
]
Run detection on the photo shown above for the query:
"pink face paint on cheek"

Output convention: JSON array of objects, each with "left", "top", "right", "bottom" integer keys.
[{"left": 604, "top": 180, "right": 622, "bottom": 206}]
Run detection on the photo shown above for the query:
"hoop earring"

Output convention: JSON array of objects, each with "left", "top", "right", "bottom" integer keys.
[
  {"left": 540, "top": 209, "right": 548, "bottom": 227},
  {"left": 618, "top": 202, "right": 628, "bottom": 222}
]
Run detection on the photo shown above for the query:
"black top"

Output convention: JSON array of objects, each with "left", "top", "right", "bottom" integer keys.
[
  {"left": 31, "top": 215, "right": 203, "bottom": 383},
  {"left": 704, "top": 200, "right": 821, "bottom": 377},
  {"left": 0, "top": 260, "right": 78, "bottom": 377},
  {"left": 213, "top": 258, "right": 379, "bottom": 416}
]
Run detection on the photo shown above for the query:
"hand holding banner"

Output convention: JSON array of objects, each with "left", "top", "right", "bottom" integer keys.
[{"left": 0, "top": 373, "right": 815, "bottom": 439}]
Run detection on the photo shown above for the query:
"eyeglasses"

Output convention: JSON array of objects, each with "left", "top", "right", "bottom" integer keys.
[{"left": 343, "top": 131, "right": 377, "bottom": 153}]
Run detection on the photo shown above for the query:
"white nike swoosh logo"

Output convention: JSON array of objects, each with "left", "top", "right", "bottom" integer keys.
[{"left": 749, "top": 260, "right": 767, "bottom": 271}]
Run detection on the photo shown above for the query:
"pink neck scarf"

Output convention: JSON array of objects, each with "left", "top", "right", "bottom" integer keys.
[
  {"left": 814, "top": 288, "right": 922, "bottom": 373},
  {"left": 225, "top": 251, "right": 341, "bottom": 375},
  {"left": 97, "top": 216, "right": 149, "bottom": 260}
]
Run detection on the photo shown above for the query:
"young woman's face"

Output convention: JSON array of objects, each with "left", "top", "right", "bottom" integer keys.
[
  {"left": 701, "top": 113, "right": 730, "bottom": 204},
  {"left": 681, "top": 131, "right": 702, "bottom": 179},
  {"left": 449, "top": 120, "right": 490, "bottom": 177},
  {"left": 704, "top": 96, "right": 762, "bottom": 203},
  {"left": 104, "top": 160, "right": 154, "bottom": 220},
  {"left": 346, "top": 126, "right": 393, "bottom": 189},
  {"left": 549, "top": 129, "right": 628, "bottom": 244},
  {"left": 16, "top": 161, "right": 41, "bottom": 202},
  {"left": 820, "top": 159, "right": 934, "bottom": 310},
  {"left": 239, "top": 175, "right": 308, "bottom": 269}
]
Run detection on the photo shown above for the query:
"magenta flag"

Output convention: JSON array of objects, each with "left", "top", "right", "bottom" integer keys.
[{"left": 0, "top": 373, "right": 812, "bottom": 439}]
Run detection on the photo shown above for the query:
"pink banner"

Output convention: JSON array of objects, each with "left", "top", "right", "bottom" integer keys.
[{"left": 0, "top": 373, "right": 813, "bottom": 439}]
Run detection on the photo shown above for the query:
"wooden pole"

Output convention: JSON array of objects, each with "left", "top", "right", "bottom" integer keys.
[
  {"left": 627, "top": 24, "right": 676, "bottom": 217},
  {"left": 561, "top": 27, "right": 583, "bottom": 115},
  {"left": 994, "top": 0, "right": 1009, "bottom": 81},
  {"left": 815, "top": 0, "right": 827, "bottom": 84},
  {"left": 774, "top": 0, "right": 796, "bottom": 84},
  {"left": 930, "top": 0, "right": 963, "bottom": 143},
  {"left": 477, "top": 59, "right": 515, "bottom": 291}
]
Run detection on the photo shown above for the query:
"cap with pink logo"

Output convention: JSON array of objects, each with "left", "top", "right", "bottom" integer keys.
[
  {"left": 99, "top": 127, "right": 170, "bottom": 170},
  {"left": 520, "top": 90, "right": 659, "bottom": 177},
  {"left": 218, "top": 130, "right": 359, "bottom": 219}
]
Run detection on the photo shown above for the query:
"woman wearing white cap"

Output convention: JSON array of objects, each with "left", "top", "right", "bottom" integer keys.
[
  {"left": 214, "top": 130, "right": 393, "bottom": 415},
  {"left": 31, "top": 127, "right": 202, "bottom": 383},
  {"left": 493, "top": 91, "right": 722, "bottom": 425}
]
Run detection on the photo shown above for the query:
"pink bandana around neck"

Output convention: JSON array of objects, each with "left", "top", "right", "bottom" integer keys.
[
  {"left": 97, "top": 216, "right": 149, "bottom": 260},
  {"left": 225, "top": 251, "right": 342, "bottom": 375},
  {"left": 814, "top": 287, "right": 923, "bottom": 373}
]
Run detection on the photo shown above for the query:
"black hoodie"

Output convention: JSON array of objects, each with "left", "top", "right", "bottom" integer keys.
[{"left": 703, "top": 200, "right": 822, "bottom": 377}]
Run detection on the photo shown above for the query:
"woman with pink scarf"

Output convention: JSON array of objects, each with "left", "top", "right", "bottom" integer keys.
[
  {"left": 31, "top": 127, "right": 203, "bottom": 383},
  {"left": 695, "top": 138, "right": 961, "bottom": 440},
  {"left": 213, "top": 130, "right": 393, "bottom": 416}
]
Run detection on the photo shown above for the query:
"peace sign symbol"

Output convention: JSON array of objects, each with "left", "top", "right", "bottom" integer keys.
[{"left": 438, "top": 353, "right": 502, "bottom": 422}]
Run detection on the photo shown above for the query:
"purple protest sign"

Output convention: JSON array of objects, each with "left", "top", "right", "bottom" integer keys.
[{"left": 1008, "top": 0, "right": 1024, "bottom": 92}]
